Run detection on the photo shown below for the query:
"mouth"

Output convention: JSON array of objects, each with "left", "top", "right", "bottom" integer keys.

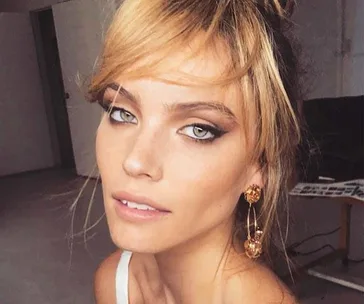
[
  {"left": 120, "top": 199, "right": 158, "bottom": 211},
  {"left": 112, "top": 191, "right": 171, "bottom": 221}
]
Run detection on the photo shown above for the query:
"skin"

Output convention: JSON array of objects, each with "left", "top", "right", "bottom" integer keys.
[{"left": 95, "top": 43, "right": 296, "bottom": 303}]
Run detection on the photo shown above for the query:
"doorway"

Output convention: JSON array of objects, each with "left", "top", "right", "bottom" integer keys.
[{"left": 31, "top": 8, "right": 75, "bottom": 170}]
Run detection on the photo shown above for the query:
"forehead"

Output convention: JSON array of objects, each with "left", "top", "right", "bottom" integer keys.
[
  {"left": 114, "top": 39, "right": 242, "bottom": 112},
  {"left": 167, "top": 38, "right": 231, "bottom": 79}
]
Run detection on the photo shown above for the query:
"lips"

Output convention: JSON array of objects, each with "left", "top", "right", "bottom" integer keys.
[{"left": 112, "top": 191, "right": 171, "bottom": 213}]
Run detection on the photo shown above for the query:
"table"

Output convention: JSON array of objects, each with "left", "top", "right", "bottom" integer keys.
[{"left": 287, "top": 180, "right": 364, "bottom": 292}]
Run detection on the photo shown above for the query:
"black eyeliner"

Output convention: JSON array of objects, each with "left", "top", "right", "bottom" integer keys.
[
  {"left": 98, "top": 100, "right": 227, "bottom": 143},
  {"left": 98, "top": 100, "right": 130, "bottom": 125},
  {"left": 189, "top": 123, "right": 227, "bottom": 144},
  {"left": 98, "top": 100, "right": 125, "bottom": 114},
  {"left": 192, "top": 123, "right": 227, "bottom": 137},
  {"left": 98, "top": 100, "right": 111, "bottom": 112}
]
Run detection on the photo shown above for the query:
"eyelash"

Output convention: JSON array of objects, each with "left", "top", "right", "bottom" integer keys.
[
  {"left": 98, "top": 101, "right": 227, "bottom": 143},
  {"left": 99, "top": 102, "right": 134, "bottom": 125},
  {"left": 185, "top": 123, "right": 226, "bottom": 143}
]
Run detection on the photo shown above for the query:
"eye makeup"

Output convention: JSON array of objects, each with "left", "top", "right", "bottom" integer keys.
[
  {"left": 99, "top": 101, "right": 137, "bottom": 125},
  {"left": 97, "top": 84, "right": 231, "bottom": 144},
  {"left": 178, "top": 123, "right": 227, "bottom": 144}
]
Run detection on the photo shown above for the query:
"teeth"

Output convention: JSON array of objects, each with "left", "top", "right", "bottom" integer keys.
[{"left": 122, "top": 200, "right": 156, "bottom": 211}]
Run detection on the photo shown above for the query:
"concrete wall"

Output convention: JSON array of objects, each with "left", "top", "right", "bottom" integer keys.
[{"left": 0, "top": 13, "right": 55, "bottom": 176}]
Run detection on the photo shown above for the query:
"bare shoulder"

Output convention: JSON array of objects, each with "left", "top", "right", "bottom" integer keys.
[
  {"left": 223, "top": 260, "right": 297, "bottom": 304},
  {"left": 94, "top": 249, "right": 122, "bottom": 304}
]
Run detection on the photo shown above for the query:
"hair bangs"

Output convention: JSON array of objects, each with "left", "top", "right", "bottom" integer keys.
[{"left": 88, "top": 0, "right": 266, "bottom": 101}]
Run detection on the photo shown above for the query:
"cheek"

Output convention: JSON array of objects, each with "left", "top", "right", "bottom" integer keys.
[
  {"left": 166, "top": 144, "right": 246, "bottom": 218},
  {"left": 172, "top": 137, "right": 246, "bottom": 191},
  {"left": 178, "top": 158, "right": 241, "bottom": 192}
]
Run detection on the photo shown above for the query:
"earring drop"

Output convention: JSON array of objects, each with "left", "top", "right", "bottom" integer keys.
[{"left": 243, "top": 184, "right": 263, "bottom": 259}]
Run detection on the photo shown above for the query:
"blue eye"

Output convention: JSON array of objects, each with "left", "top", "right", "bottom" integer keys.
[
  {"left": 110, "top": 108, "right": 137, "bottom": 124},
  {"left": 179, "top": 124, "right": 226, "bottom": 143},
  {"left": 99, "top": 101, "right": 138, "bottom": 124},
  {"left": 181, "top": 125, "right": 213, "bottom": 140}
]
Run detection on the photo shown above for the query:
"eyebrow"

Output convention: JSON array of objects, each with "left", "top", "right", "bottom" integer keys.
[
  {"left": 105, "top": 83, "right": 237, "bottom": 121},
  {"left": 107, "top": 82, "right": 139, "bottom": 104}
]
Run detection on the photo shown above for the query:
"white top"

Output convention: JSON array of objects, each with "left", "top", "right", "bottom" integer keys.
[{"left": 116, "top": 250, "right": 133, "bottom": 304}]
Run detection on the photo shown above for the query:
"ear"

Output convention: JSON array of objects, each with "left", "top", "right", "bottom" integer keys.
[{"left": 241, "top": 164, "right": 264, "bottom": 193}]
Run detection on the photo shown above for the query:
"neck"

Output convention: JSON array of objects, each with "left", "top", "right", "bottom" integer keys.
[{"left": 154, "top": 219, "right": 240, "bottom": 302}]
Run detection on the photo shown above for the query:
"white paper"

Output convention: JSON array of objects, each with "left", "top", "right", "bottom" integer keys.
[{"left": 289, "top": 179, "right": 364, "bottom": 202}]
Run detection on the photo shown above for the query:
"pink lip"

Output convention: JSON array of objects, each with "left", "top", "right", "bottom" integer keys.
[
  {"left": 112, "top": 191, "right": 171, "bottom": 222},
  {"left": 112, "top": 191, "right": 170, "bottom": 212}
]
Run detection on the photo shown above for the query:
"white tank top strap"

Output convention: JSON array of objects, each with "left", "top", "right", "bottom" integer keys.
[{"left": 116, "top": 250, "right": 133, "bottom": 304}]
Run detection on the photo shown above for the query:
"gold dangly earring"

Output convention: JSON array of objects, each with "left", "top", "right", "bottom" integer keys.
[{"left": 244, "top": 184, "right": 263, "bottom": 259}]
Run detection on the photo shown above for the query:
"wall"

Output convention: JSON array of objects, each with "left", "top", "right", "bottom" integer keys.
[
  {"left": 343, "top": 0, "right": 364, "bottom": 96},
  {"left": 52, "top": 0, "right": 109, "bottom": 177},
  {"left": 0, "top": 0, "right": 117, "bottom": 12},
  {"left": 293, "top": 0, "right": 364, "bottom": 99},
  {"left": 0, "top": 0, "right": 66, "bottom": 12},
  {"left": 0, "top": 13, "right": 55, "bottom": 176},
  {"left": 0, "top": 0, "right": 116, "bottom": 177},
  {"left": 292, "top": 0, "right": 342, "bottom": 99},
  {"left": 289, "top": 0, "right": 364, "bottom": 266}
]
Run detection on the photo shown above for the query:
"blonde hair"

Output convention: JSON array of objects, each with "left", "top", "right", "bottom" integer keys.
[{"left": 89, "top": 0, "right": 301, "bottom": 262}]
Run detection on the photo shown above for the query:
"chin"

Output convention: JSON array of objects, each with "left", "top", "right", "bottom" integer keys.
[
  {"left": 111, "top": 237, "right": 167, "bottom": 254},
  {"left": 107, "top": 222, "right": 167, "bottom": 254},
  {"left": 104, "top": 199, "right": 176, "bottom": 253}
]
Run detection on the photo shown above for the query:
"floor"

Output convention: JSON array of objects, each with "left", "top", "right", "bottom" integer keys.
[{"left": 0, "top": 169, "right": 363, "bottom": 303}]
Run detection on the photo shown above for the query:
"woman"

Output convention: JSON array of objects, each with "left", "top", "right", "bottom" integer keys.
[{"left": 90, "top": 0, "right": 300, "bottom": 302}]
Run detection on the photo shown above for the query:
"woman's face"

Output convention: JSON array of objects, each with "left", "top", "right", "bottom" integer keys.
[{"left": 96, "top": 46, "right": 262, "bottom": 253}]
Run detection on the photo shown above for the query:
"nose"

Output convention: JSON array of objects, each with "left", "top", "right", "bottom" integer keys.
[{"left": 122, "top": 128, "right": 163, "bottom": 182}]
